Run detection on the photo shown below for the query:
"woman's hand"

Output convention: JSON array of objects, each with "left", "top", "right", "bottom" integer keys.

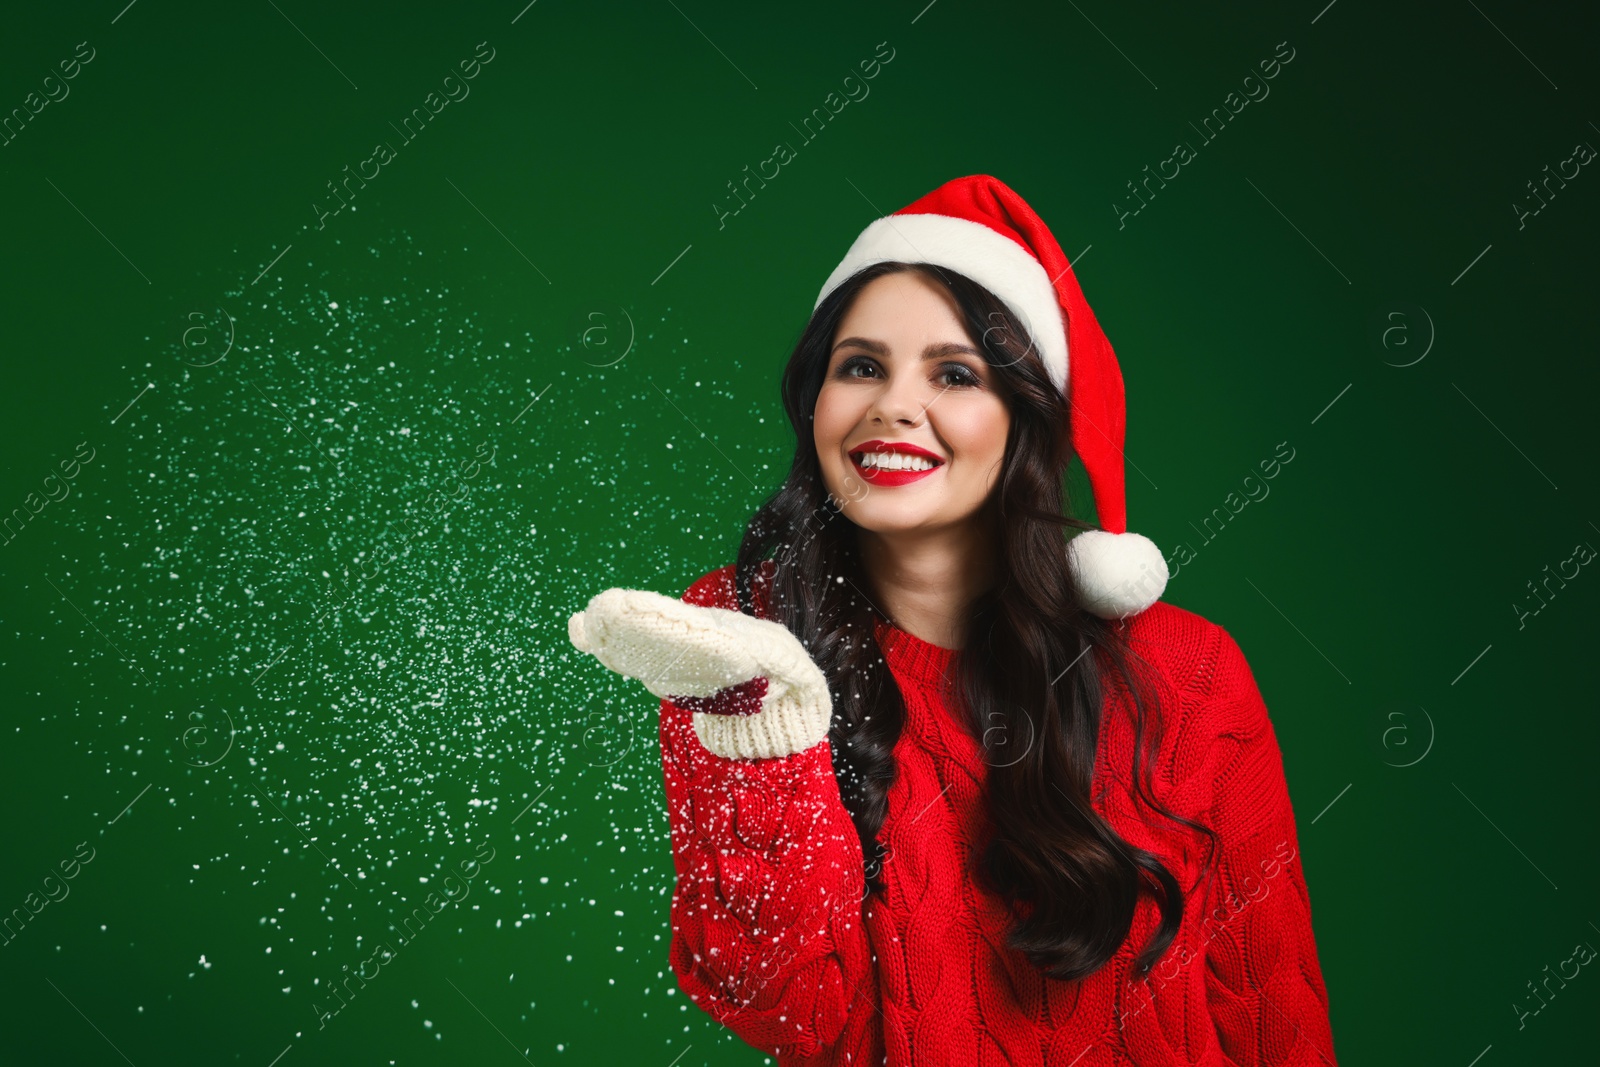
[{"left": 567, "top": 588, "right": 833, "bottom": 759}]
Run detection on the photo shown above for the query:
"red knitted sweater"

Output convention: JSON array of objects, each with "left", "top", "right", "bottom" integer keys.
[{"left": 658, "top": 562, "right": 1337, "bottom": 1066}]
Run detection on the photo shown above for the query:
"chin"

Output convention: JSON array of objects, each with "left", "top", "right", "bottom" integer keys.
[{"left": 842, "top": 505, "right": 939, "bottom": 532}]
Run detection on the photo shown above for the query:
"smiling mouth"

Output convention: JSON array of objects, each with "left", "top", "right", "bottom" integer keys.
[
  {"left": 848, "top": 449, "right": 944, "bottom": 485},
  {"left": 848, "top": 449, "right": 945, "bottom": 473}
]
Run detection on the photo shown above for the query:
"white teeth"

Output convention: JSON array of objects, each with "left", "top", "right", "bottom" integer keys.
[{"left": 856, "top": 451, "right": 937, "bottom": 471}]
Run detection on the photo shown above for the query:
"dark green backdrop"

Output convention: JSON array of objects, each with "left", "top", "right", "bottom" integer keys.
[{"left": 2, "top": 1, "right": 1596, "bottom": 1064}]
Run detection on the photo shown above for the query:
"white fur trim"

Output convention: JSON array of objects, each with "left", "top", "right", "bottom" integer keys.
[
  {"left": 1066, "top": 530, "right": 1169, "bottom": 619},
  {"left": 814, "top": 213, "right": 1069, "bottom": 391}
]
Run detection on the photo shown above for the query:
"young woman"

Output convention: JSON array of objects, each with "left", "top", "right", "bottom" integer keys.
[{"left": 568, "top": 175, "right": 1337, "bottom": 1065}]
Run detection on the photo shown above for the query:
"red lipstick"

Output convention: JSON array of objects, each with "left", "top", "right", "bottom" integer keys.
[{"left": 848, "top": 439, "right": 944, "bottom": 487}]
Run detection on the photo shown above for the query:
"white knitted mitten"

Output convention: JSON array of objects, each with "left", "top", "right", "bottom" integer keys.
[{"left": 567, "top": 588, "right": 832, "bottom": 760}]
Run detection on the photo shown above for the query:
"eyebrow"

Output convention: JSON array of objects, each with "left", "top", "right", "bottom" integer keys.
[{"left": 830, "top": 337, "right": 981, "bottom": 360}]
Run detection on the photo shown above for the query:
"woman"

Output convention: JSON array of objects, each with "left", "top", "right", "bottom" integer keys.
[{"left": 568, "top": 175, "right": 1337, "bottom": 1065}]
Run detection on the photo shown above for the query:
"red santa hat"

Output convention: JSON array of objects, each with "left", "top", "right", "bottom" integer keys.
[{"left": 813, "top": 174, "right": 1168, "bottom": 619}]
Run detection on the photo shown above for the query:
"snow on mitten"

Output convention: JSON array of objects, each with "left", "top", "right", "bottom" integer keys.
[{"left": 567, "top": 587, "right": 832, "bottom": 759}]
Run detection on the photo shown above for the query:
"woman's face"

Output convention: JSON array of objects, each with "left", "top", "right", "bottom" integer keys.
[{"left": 813, "top": 270, "right": 1011, "bottom": 536}]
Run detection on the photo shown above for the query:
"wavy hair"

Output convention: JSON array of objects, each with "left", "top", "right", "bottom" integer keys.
[{"left": 729, "top": 261, "right": 1217, "bottom": 983}]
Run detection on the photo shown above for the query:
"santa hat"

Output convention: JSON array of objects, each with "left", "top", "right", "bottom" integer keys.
[{"left": 813, "top": 174, "right": 1168, "bottom": 619}]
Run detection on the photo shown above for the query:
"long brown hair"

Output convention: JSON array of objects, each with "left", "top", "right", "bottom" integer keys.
[{"left": 731, "top": 261, "right": 1217, "bottom": 983}]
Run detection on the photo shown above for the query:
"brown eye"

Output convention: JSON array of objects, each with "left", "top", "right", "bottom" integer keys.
[
  {"left": 836, "top": 355, "right": 878, "bottom": 379},
  {"left": 937, "top": 363, "right": 982, "bottom": 388}
]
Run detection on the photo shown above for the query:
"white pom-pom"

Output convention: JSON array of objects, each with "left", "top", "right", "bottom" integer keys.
[{"left": 1066, "top": 529, "right": 1169, "bottom": 619}]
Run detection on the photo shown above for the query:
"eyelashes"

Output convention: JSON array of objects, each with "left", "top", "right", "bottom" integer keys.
[{"left": 833, "top": 355, "right": 983, "bottom": 390}]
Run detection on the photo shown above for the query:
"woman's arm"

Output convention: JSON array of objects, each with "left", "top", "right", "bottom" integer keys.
[
  {"left": 1195, "top": 626, "right": 1338, "bottom": 1066},
  {"left": 658, "top": 566, "right": 879, "bottom": 1059}
]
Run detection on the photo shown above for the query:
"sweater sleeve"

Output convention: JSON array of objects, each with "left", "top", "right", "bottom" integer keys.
[
  {"left": 1194, "top": 626, "right": 1338, "bottom": 1067},
  {"left": 658, "top": 566, "right": 878, "bottom": 1059}
]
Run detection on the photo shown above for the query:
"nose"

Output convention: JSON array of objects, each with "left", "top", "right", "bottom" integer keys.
[{"left": 866, "top": 365, "right": 932, "bottom": 427}]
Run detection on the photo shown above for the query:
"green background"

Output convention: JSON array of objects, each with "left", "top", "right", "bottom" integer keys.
[{"left": 1, "top": 0, "right": 1596, "bottom": 1063}]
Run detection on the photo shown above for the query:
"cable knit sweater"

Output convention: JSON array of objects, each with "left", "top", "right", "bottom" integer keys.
[{"left": 658, "top": 562, "right": 1337, "bottom": 1066}]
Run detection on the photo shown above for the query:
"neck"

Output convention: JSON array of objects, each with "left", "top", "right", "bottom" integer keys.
[{"left": 856, "top": 515, "right": 998, "bottom": 650}]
